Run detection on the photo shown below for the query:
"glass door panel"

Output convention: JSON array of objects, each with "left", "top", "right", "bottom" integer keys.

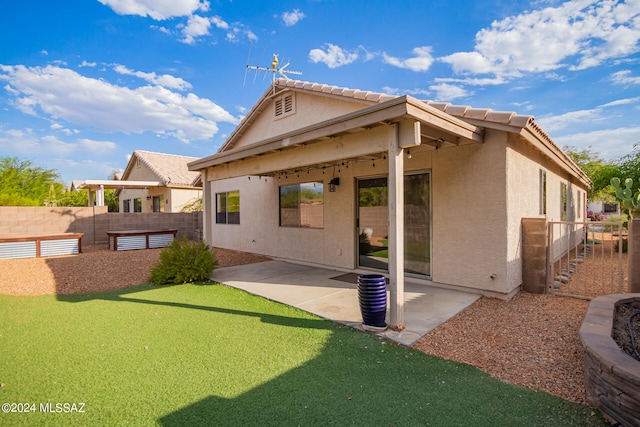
[
  {"left": 357, "top": 178, "right": 389, "bottom": 270},
  {"left": 404, "top": 173, "right": 430, "bottom": 277},
  {"left": 357, "top": 173, "right": 431, "bottom": 278}
]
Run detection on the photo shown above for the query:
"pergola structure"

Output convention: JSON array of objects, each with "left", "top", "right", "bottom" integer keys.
[{"left": 72, "top": 180, "right": 163, "bottom": 207}]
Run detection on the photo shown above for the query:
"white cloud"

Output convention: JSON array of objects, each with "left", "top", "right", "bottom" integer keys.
[
  {"left": 98, "top": 0, "right": 209, "bottom": 20},
  {"left": 434, "top": 75, "right": 507, "bottom": 86},
  {"left": 180, "top": 14, "right": 212, "bottom": 44},
  {"left": 6, "top": 129, "right": 25, "bottom": 137},
  {"left": 382, "top": 86, "right": 434, "bottom": 98},
  {"left": 0, "top": 64, "right": 238, "bottom": 143},
  {"left": 100, "top": 0, "right": 256, "bottom": 45},
  {"left": 536, "top": 108, "right": 603, "bottom": 133},
  {"left": 211, "top": 15, "right": 229, "bottom": 30},
  {"left": 308, "top": 44, "right": 359, "bottom": 68},
  {"left": 600, "top": 96, "right": 640, "bottom": 107},
  {"left": 282, "top": 9, "right": 305, "bottom": 27},
  {"left": 222, "top": 24, "right": 258, "bottom": 43},
  {"left": 79, "top": 61, "right": 96, "bottom": 68},
  {"left": 76, "top": 138, "right": 118, "bottom": 154},
  {"left": 382, "top": 46, "right": 434, "bottom": 72},
  {"left": 440, "top": 0, "right": 640, "bottom": 78},
  {"left": 611, "top": 70, "right": 640, "bottom": 85},
  {"left": 0, "top": 127, "right": 116, "bottom": 157},
  {"left": 112, "top": 64, "right": 192, "bottom": 90},
  {"left": 429, "top": 83, "right": 470, "bottom": 101},
  {"left": 536, "top": 96, "right": 640, "bottom": 133},
  {"left": 554, "top": 126, "right": 640, "bottom": 160}
]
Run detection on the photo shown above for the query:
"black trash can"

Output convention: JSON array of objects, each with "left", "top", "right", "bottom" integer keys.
[{"left": 357, "top": 274, "right": 387, "bottom": 331}]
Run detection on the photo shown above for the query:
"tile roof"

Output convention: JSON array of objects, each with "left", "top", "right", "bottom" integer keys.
[
  {"left": 272, "top": 79, "right": 567, "bottom": 168},
  {"left": 274, "top": 78, "right": 535, "bottom": 129},
  {"left": 125, "top": 150, "right": 201, "bottom": 187}
]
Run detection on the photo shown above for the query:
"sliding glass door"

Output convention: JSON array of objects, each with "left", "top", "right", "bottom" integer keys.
[{"left": 357, "top": 172, "right": 431, "bottom": 277}]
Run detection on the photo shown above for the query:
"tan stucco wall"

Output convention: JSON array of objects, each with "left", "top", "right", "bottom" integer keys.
[
  {"left": 232, "top": 91, "right": 369, "bottom": 149},
  {"left": 209, "top": 171, "right": 356, "bottom": 269},
  {"left": 167, "top": 188, "right": 202, "bottom": 213},
  {"left": 119, "top": 188, "right": 201, "bottom": 213},
  {"left": 430, "top": 130, "right": 510, "bottom": 294},
  {"left": 506, "top": 137, "right": 544, "bottom": 291},
  {"left": 203, "top": 102, "right": 588, "bottom": 298}
]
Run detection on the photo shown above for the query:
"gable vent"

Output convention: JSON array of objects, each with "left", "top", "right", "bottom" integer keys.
[{"left": 274, "top": 93, "right": 295, "bottom": 118}]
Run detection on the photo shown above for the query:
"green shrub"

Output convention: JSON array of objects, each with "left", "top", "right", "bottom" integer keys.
[
  {"left": 150, "top": 237, "right": 218, "bottom": 285},
  {"left": 615, "top": 238, "right": 628, "bottom": 253},
  {"left": 359, "top": 231, "right": 372, "bottom": 255}
]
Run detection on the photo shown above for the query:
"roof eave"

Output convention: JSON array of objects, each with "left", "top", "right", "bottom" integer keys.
[{"left": 189, "top": 95, "right": 485, "bottom": 171}]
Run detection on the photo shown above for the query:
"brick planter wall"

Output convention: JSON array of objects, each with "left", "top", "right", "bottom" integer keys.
[{"left": 580, "top": 294, "right": 640, "bottom": 426}]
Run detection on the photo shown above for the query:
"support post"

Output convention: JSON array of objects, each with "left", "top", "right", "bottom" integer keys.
[
  {"left": 629, "top": 219, "right": 640, "bottom": 293},
  {"left": 97, "top": 184, "right": 105, "bottom": 207},
  {"left": 202, "top": 169, "right": 212, "bottom": 247},
  {"left": 388, "top": 123, "right": 405, "bottom": 328}
]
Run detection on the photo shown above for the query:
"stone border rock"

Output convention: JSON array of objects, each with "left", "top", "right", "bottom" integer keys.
[{"left": 580, "top": 294, "right": 640, "bottom": 426}]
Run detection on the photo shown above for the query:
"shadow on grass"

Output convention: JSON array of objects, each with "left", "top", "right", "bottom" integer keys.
[
  {"left": 157, "top": 325, "right": 604, "bottom": 427},
  {"left": 57, "top": 282, "right": 328, "bottom": 331}
]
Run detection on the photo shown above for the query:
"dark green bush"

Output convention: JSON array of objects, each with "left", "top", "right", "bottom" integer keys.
[
  {"left": 615, "top": 238, "right": 628, "bottom": 253},
  {"left": 150, "top": 237, "right": 218, "bottom": 285},
  {"left": 359, "top": 231, "right": 372, "bottom": 255}
]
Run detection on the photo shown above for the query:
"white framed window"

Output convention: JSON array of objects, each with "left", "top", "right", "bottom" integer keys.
[
  {"left": 539, "top": 169, "right": 546, "bottom": 215},
  {"left": 216, "top": 191, "right": 240, "bottom": 224},
  {"left": 561, "top": 183, "right": 568, "bottom": 221},
  {"left": 279, "top": 182, "right": 323, "bottom": 228}
]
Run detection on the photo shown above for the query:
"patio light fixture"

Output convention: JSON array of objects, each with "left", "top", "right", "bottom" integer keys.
[{"left": 328, "top": 177, "right": 340, "bottom": 192}]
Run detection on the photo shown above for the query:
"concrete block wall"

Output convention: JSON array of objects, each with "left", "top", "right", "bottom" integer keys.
[
  {"left": 522, "top": 218, "right": 548, "bottom": 294},
  {"left": 0, "top": 207, "right": 202, "bottom": 246},
  {"left": 103, "top": 212, "right": 202, "bottom": 243}
]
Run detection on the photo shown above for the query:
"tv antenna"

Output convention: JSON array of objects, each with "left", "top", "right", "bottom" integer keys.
[{"left": 244, "top": 53, "right": 302, "bottom": 86}]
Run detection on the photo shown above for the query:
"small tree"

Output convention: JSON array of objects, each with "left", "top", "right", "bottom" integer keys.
[{"left": 0, "top": 157, "right": 64, "bottom": 206}]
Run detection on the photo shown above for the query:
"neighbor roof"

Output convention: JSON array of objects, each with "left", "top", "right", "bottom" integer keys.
[{"left": 123, "top": 150, "right": 201, "bottom": 187}]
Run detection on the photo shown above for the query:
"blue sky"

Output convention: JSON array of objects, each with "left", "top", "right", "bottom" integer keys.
[{"left": 1, "top": 0, "right": 639, "bottom": 185}]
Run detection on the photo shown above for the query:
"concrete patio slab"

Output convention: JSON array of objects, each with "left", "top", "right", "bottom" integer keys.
[{"left": 212, "top": 260, "right": 480, "bottom": 346}]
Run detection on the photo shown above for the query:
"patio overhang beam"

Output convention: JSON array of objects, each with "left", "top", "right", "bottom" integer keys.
[
  {"left": 74, "top": 180, "right": 164, "bottom": 191},
  {"left": 188, "top": 95, "right": 484, "bottom": 172}
]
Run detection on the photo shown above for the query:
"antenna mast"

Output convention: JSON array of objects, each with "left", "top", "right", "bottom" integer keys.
[{"left": 245, "top": 53, "right": 302, "bottom": 86}]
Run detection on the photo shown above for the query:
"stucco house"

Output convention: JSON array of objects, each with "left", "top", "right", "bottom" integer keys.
[
  {"left": 117, "top": 150, "right": 202, "bottom": 213},
  {"left": 189, "top": 79, "right": 590, "bottom": 326}
]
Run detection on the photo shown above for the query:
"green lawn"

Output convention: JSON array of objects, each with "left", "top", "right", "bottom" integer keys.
[{"left": 0, "top": 283, "right": 604, "bottom": 426}]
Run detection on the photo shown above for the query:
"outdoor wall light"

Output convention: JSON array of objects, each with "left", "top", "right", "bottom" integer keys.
[
  {"left": 329, "top": 177, "right": 340, "bottom": 192},
  {"left": 146, "top": 196, "right": 151, "bottom": 200},
  {"left": 407, "top": 149, "right": 412, "bottom": 159}
]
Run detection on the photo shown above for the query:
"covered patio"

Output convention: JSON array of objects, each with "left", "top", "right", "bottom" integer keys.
[
  {"left": 211, "top": 260, "right": 480, "bottom": 346},
  {"left": 191, "top": 85, "right": 485, "bottom": 330}
]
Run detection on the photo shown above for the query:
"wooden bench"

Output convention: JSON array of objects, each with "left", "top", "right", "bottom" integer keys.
[
  {"left": 107, "top": 229, "right": 177, "bottom": 251},
  {"left": 0, "top": 233, "right": 84, "bottom": 260}
]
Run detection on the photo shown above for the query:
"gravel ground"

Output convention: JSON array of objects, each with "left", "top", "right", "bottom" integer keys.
[
  {"left": 0, "top": 244, "right": 270, "bottom": 296},
  {"left": 0, "top": 238, "right": 629, "bottom": 406},
  {"left": 415, "top": 234, "right": 628, "bottom": 406}
]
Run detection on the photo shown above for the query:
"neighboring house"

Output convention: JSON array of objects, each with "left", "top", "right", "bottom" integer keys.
[
  {"left": 117, "top": 150, "right": 202, "bottom": 213},
  {"left": 587, "top": 200, "right": 619, "bottom": 217},
  {"left": 189, "top": 79, "right": 591, "bottom": 326}
]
